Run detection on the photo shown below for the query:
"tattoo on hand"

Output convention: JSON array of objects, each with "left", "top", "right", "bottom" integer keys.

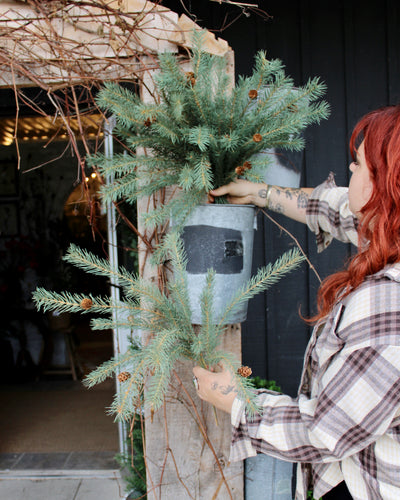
[
  {"left": 210, "top": 382, "right": 238, "bottom": 396},
  {"left": 258, "top": 189, "right": 267, "bottom": 199},
  {"left": 220, "top": 385, "right": 237, "bottom": 396}
]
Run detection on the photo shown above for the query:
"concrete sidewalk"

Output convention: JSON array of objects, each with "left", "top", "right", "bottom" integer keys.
[{"left": 0, "top": 470, "right": 128, "bottom": 500}]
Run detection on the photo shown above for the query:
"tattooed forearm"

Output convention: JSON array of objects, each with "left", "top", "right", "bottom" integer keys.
[
  {"left": 275, "top": 187, "right": 293, "bottom": 200},
  {"left": 297, "top": 190, "right": 309, "bottom": 208},
  {"left": 269, "top": 202, "right": 284, "bottom": 214},
  {"left": 270, "top": 187, "right": 309, "bottom": 213}
]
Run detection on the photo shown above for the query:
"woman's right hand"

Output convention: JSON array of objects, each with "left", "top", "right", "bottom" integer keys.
[
  {"left": 209, "top": 178, "right": 313, "bottom": 224},
  {"left": 208, "top": 178, "right": 269, "bottom": 207}
]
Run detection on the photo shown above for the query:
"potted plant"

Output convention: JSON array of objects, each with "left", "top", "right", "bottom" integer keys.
[
  {"left": 92, "top": 31, "right": 329, "bottom": 222},
  {"left": 90, "top": 30, "right": 329, "bottom": 323},
  {"left": 31, "top": 34, "right": 330, "bottom": 495}
]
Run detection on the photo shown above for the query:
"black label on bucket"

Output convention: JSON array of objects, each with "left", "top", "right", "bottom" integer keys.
[{"left": 181, "top": 225, "right": 243, "bottom": 274}]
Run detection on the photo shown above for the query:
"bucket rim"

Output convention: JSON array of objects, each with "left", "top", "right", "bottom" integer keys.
[{"left": 195, "top": 203, "right": 256, "bottom": 208}]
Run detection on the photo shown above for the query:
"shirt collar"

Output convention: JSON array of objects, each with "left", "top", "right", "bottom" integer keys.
[{"left": 381, "top": 263, "right": 400, "bottom": 282}]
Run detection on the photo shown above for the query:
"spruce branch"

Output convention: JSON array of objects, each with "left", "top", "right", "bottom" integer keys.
[
  {"left": 90, "top": 317, "right": 134, "bottom": 331},
  {"left": 109, "top": 365, "right": 146, "bottom": 419},
  {"left": 190, "top": 270, "right": 219, "bottom": 362},
  {"left": 160, "top": 232, "right": 193, "bottom": 328},
  {"left": 32, "top": 288, "right": 113, "bottom": 315},
  {"left": 217, "top": 248, "right": 306, "bottom": 328},
  {"left": 83, "top": 349, "right": 140, "bottom": 388},
  {"left": 63, "top": 243, "right": 136, "bottom": 290}
]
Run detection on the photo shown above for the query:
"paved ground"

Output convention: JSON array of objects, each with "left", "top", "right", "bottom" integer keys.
[
  {"left": 0, "top": 475, "right": 125, "bottom": 500},
  {"left": 0, "top": 452, "right": 133, "bottom": 500}
]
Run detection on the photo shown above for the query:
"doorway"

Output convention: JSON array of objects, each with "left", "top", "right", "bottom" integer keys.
[{"left": 0, "top": 99, "right": 119, "bottom": 472}]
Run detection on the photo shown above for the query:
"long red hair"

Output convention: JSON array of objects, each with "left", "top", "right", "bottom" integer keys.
[{"left": 312, "top": 104, "right": 400, "bottom": 322}]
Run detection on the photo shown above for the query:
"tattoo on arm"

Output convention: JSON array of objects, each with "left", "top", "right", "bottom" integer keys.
[
  {"left": 296, "top": 191, "right": 309, "bottom": 209},
  {"left": 271, "top": 187, "right": 309, "bottom": 213},
  {"left": 276, "top": 187, "right": 293, "bottom": 200},
  {"left": 269, "top": 188, "right": 290, "bottom": 214},
  {"left": 271, "top": 203, "right": 284, "bottom": 214}
]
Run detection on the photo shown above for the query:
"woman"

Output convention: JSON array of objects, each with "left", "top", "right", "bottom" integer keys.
[{"left": 193, "top": 105, "right": 400, "bottom": 500}]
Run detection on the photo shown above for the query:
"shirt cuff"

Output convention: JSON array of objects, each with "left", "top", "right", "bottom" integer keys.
[
  {"left": 231, "top": 396, "right": 246, "bottom": 428},
  {"left": 230, "top": 396, "right": 258, "bottom": 462},
  {"left": 306, "top": 172, "right": 336, "bottom": 253}
]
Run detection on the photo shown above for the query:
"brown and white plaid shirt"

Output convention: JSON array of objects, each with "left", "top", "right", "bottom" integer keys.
[{"left": 230, "top": 175, "right": 400, "bottom": 499}]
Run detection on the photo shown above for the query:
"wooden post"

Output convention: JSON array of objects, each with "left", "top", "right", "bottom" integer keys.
[
  {"left": 137, "top": 51, "right": 243, "bottom": 499},
  {"left": 143, "top": 327, "right": 243, "bottom": 500}
]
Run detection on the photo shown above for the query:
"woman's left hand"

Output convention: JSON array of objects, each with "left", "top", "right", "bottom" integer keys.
[{"left": 192, "top": 365, "right": 238, "bottom": 414}]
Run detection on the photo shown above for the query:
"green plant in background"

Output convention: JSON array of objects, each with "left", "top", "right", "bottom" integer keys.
[
  {"left": 307, "top": 492, "right": 321, "bottom": 500},
  {"left": 115, "top": 416, "right": 146, "bottom": 498},
  {"left": 251, "top": 376, "right": 281, "bottom": 392},
  {"left": 90, "top": 30, "right": 329, "bottom": 227}
]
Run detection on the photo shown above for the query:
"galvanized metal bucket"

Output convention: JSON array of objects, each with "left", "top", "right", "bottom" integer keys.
[
  {"left": 245, "top": 455, "right": 294, "bottom": 499},
  {"left": 180, "top": 204, "right": 257, "bottom": 325}
]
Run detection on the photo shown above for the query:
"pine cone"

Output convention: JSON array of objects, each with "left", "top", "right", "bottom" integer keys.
[
  {"left": 248, "top": 89, "right": 258, "bottom": 99},
  {"left": 144, "top": 118, "right": 152, "bottom": 127},
  {"left": 235, "top": 166, "right": 244, "bottom": 175},
  {"left": 237, "top": 366, "right": 252, "bottom": 378},
  {"left": 80, "top": 298, "right": 93, "bottom": 310},
  {"left": 117, "top": 371, "right": 131, "bottom": 383},
  {"left": 243, "top": 161, "right": 252, "bottom": 170},
  {"left": 253, "top": 133, "right": 262, "bottom": 143},
  {"left": 185, "top": 71, "right": 196, "bottom": 86}
]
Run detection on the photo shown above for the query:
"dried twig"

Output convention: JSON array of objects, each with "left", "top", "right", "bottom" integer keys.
[{"left": 260, "top": 208, "right": 322, "bottom": 283}]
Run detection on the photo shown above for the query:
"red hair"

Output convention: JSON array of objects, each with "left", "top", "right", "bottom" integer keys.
[{"left": 312, "top": 104, "right": 400, "bottom": 322}]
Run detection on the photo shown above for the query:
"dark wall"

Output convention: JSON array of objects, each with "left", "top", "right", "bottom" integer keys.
[{"left": 163, "top": 0, "right": 400, "bottom": 394}]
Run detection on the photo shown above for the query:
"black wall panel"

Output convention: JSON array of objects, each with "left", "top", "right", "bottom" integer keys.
[{"left": 163, "top": 0, "right": 400, "bottom": 395}]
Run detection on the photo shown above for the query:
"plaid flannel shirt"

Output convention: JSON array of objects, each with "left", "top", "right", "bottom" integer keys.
[{"left": 230, "top": 175, "right": 400, "bottom": 499}]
